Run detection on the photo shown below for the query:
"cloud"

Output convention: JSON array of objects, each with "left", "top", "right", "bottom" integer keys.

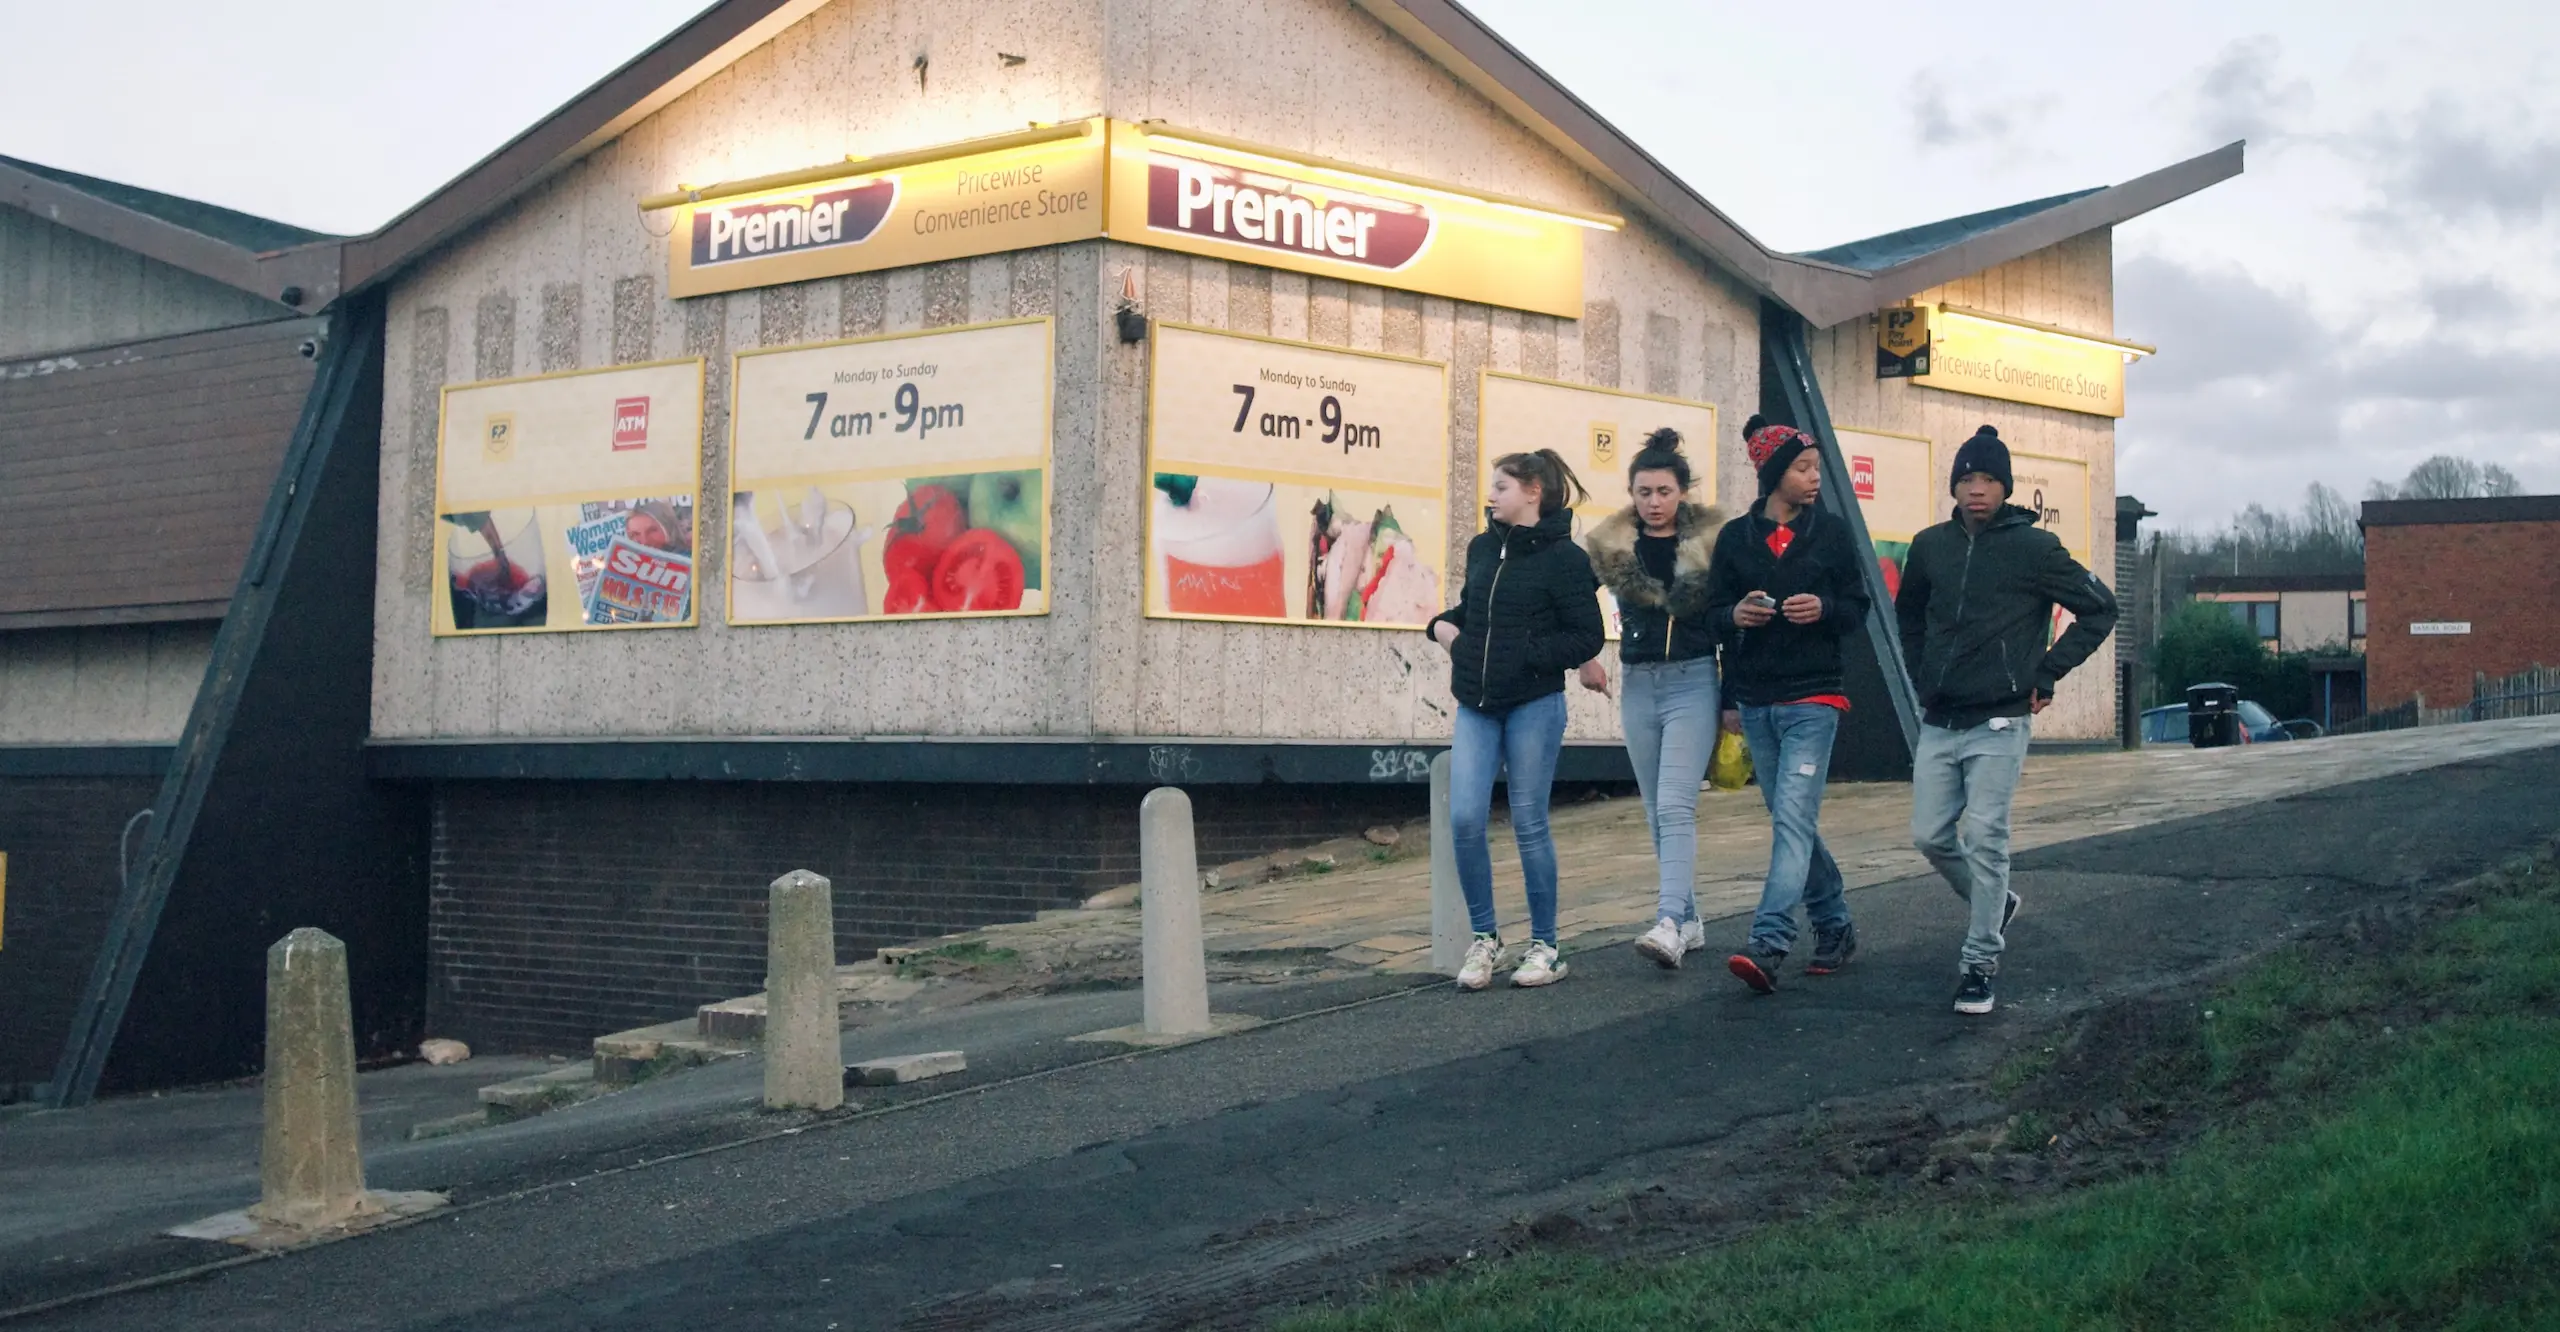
[
  {"left": 2355, "top": 99, "right": 2560, "bottom": 227},
  {"left": 2421, "top": 276, "right": 2523, "bottom": 326},
  {"left": 2116, "top": 254, "right": 2560, "bottom": 521},
  {"left": 2188, "top": 36, "right": 2310, "bottom": 146},
  {"left": 1903, "top": 71, "right": 2053, "bottom": 153}
]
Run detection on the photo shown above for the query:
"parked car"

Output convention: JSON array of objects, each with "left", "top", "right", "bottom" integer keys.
[{"left": 2140, "top": 699, "right": 2293, "bottom": 745}]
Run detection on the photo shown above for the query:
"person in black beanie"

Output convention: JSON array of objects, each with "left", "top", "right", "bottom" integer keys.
[
  {"left": 1702, "top": 416, "right": 1869, "bottom": 994},
  {"left": 1894, "top": 424, "right": 2117, "bottom": 1015}
]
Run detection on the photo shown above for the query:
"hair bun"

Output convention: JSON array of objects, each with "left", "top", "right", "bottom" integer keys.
[{"left": 1641, "top": 426, "right": 1684, "bottom": 453}]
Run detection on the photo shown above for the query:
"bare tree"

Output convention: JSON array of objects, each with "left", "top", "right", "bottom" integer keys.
[{"left": 2368, "top": 455, "right": 2527, "bottom": 500}]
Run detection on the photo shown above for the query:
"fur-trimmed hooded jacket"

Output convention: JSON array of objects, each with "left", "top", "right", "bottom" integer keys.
[{"left": 1586, "top": 502, "right": 1726, "bottom": 665}]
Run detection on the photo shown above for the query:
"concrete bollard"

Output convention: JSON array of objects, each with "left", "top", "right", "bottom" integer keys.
[
  {"left": 1429, "top": 751, "right": 1467, "bottom": 976},
  {"left": 250, "top": 928, "right": 371, "bottom": 1230},
  {"left": 764, "top": 870, "right": 845, "bottom": 1111},
  {"left": 1140, "top": 787, "right": 1211, "bottom": 1036}
]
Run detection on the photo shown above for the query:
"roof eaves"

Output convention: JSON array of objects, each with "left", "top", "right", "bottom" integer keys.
[
  {"left": 337, "top": 0, "right": 830, "bottom": 294},
  {"left": 0, "top": 157, "right": 287, "bottom": 304},
  {"left": 1814, "top": 142, "right": 2245, "bottom": 328}
]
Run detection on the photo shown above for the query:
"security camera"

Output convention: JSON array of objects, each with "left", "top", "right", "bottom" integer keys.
[{"left": 298, "top": 336, "right": 324, "bottom": 360}]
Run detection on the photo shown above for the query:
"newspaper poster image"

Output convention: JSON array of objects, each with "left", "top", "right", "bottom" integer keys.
[{"left": 433, "top": 359, "right": 705, "bottom": 635}]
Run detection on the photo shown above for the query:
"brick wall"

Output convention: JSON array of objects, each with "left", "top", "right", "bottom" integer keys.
[
  {"left": 0, "top": 775, "right": 159, "bottom": 1096},
  {"left": 426, "top": 779, "right": 1431, "bottom": 1053},
  {"left": 2365, "top": 518, "right": 2560, "bottom": 709}
]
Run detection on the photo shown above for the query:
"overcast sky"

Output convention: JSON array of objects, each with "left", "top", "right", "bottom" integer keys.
[{"left": 4, "top": 0, "right": 2552, "bottom": 528}]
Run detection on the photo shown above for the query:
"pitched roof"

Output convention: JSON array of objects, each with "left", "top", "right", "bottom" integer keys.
[
  {"left": 0, "top": 153, "right": 333, "bottom": 253},
  {"left": 0, "top": 154, "right": 342, "bottom": 308},
  {"left": 46, "top": 0, "right": 2241, "bottom": 325}
]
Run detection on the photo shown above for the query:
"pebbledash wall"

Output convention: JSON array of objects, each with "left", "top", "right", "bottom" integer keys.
[
  {"left": 373, "top": 0, "right": 1762, "bottom": 1048},
  {"left": 1807, "top": 232, "right": 2122, "bottom": 744}
]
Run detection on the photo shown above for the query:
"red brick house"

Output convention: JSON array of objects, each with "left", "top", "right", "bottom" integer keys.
[{"left": 2361, "top": 496, "right": 2560, "bottom": 710}]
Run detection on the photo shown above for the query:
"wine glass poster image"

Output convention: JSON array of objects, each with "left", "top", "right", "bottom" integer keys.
[
  {"left": 1144, "top": 324, "right": 1449, "bottom": 628},
  {"left": 432, "top": 359, "right": 706, "bottom": 635},
  {"left": 727, "top": 318, "right": 1053, "bottom": 623}
]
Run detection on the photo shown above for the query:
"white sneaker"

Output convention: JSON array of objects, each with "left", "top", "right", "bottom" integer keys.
[
  {"left": 1512, "top": 940, "right": 1568, "bottom": 987},
  {"left": 1634, "top": 917, "right": 1686, "bottom": 969},
  {"left": 1680, "top": 919, "right": 1707, "bottom": 952},
  {"left": 1457, "top": 935, "right": 1503, "bottom": 991}
]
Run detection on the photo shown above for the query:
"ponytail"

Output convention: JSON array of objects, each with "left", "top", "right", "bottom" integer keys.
[
  {"left": 1626, "top": 427, "right": 1693, "bottom": 494},
  {"left": 1493, "top": 448, "right": 1589, "bottom": 517}
]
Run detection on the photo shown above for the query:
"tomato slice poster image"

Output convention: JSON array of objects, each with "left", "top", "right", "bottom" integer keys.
[
  {"left": 432, "top": 359, "right": 706, "bottom": 636},
  {"left": 727, "top": 319, "right": 1054, "bottom": 623}
]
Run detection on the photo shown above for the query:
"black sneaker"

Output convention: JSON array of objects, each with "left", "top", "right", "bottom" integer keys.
[
  {"left": 1726, "top": 949, "right": 1785, "bottom": 995},
  {"left": 1805, "top": 923, "right": 1858, "bottom": 975},
  {"left": 1953, "top": 968, "right": 1995, "bottom": 1015},
  {"left": 2002, "top": 891, "right": 2023, "bottom": 934}
]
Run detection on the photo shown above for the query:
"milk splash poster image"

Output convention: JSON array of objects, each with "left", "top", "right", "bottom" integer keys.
[
  {"left": 1144, "top": 324, "right": 1449, "bottom": 628},
  {"left": 727, "top": 319, "right": 1053, "bottom": 624},
  {"left": 432, "top": 359, "right": 705, "bottom": 636}
]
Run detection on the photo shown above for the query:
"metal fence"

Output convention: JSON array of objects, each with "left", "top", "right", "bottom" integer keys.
[{"left": 2334, "top": 664, "right": 2560, "bottom": 736}]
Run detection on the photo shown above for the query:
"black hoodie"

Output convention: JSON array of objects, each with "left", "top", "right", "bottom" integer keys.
[
  {"left": 1894, "top": 503, "right": 2120, "bottom": 729},
  {"left": 1427, "top": 508, "right": 1606, "bottom": 712},
  {"left": 1702, "top": 497, "right": 1871, "bottom": 706}
]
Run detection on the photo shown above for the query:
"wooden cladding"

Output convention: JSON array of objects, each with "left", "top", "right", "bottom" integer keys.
[{"left": 0, "top": 318, "right": 322, "bottom": 620}]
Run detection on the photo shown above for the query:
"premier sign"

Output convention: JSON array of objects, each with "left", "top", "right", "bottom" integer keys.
[
  {"left": 689, "top": 181, "right": 897, "bottom": 267},
  {"left": 1148, "top": 157, "right": 1432, "bottom": 269}
]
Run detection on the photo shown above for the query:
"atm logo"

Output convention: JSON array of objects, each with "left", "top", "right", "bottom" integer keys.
[
  {"left": 613, "top": 397, "right": 652, "bottom": 451},
  {"left": 1146, "top": 155, "right": 1432, "bottom": 270},
  {"left": 1851, "top": 455, "right": 1876, "bottom": 500}
]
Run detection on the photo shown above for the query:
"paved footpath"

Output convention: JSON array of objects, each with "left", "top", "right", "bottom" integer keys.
[
  {"left": 12, "top": 719, "right": 2558, "bottom": 1331},
  {"left": 974, "top": 716, "right": 2560, "bottom": 974}
]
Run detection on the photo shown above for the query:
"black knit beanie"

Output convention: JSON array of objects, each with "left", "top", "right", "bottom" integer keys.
[
  {"left": 1948, "top": 425, "right": 2013, "bottom": 497},
  {"left": 1743, "top": 414, "right": 1815, "bottom": 498}
]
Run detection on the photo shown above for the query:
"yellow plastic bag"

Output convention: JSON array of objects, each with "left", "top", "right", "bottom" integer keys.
[{"left": 1708, "top": 726, "right": 1753, "bottom": 791}]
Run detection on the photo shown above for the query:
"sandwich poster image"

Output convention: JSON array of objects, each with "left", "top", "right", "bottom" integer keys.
[
  {"left": 432, "top": 360, "right": 705, "bottom": 635},
  {"left": 1144, "top": 324, "right": 1450, "bottom": 629},
  {"left": 727, "top": 319, "right": 1052, "bottom": 623}
]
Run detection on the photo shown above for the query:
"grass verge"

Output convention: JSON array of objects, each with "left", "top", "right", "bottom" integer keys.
[{"left": 1285, "top": 856, "right": 2560, "bottom": 1331}]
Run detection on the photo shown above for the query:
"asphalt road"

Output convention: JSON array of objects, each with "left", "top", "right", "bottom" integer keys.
[{"left": 16, "top": 743, "right": 2559, "bottom": 1331}]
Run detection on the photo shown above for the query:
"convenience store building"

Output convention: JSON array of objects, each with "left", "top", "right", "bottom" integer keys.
[{"left": 8, "top": 0, "right": 2238, "bottom": 1089}]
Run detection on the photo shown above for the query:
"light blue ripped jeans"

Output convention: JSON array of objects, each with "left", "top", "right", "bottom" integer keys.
[{"left": 1738, "top": 702, "right": 1852, "bottom": 955}]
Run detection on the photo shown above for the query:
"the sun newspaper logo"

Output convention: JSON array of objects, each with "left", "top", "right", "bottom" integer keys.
[
  {"left": 584, "top": 536, "right": 691, "bottom": 624},
  {"left": 612, "top": 397, "right": 652, "bottom": 451}
]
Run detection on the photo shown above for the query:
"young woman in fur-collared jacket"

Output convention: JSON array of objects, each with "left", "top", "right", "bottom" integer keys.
[{"left": 1577, "top": 428, "right": 1728, "bottom": 970}]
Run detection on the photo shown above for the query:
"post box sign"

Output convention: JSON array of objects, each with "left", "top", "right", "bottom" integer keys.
[
  {"left": 1834, "top": 426, "right": 1936, "bottom": 601},
  {"left": 1877, "top": 306, "right": 1930, "bottom": 378},
  {"left": 665, "top": 122, "right": 1108, "bottom": 299},
  {"left": 1107, "top": 122, "right": 1590, "bottom": 319},
  {"left": 1145, "top": 323, "right": 1450, "bottom": 629},
  {"left": 727, "top": 319, "right": 1053, "bottom": 624},
  {"left": 1913, "top": 308, "right": 2125, "bottom": 417},
  {"left": 433, "top": 359, "right": 706, "bottom": 635}
]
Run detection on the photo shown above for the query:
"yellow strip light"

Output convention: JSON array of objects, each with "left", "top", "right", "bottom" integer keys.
[
  {"left": 1935, "top": 303, "right": 2155, "bottom": 361},
  {"left": 1132, "top": 123, "right": 1623, "bottom": 231},
  {"left": 638, "top": 121, "right": 1098, "bottom": 212}
]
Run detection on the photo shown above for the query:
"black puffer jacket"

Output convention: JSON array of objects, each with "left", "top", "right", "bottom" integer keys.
[
  {"left": 1702, "top": 498, "right": 1871, "bottom": 706},
  {"left": 1427, "top": 508, "right": 1606, "bottom": 712},
  {"left": 1894, "top": 503, "right": 2120, "bottom": 729},
  {"left": 1584, "top": 501, "right": 1727, "bottom": 665}
]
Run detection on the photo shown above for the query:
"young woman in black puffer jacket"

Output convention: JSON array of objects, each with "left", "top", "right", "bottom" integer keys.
[{"left": 1425, "top": 449, "right": 1606, "bottom": 992}]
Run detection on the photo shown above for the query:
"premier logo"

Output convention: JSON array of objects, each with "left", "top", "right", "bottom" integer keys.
[
  {"left": 691, "top": 178, "right": 898, "bottom": 266},
  {"left": 1146, "top": 155, "right": 1431, "bottom": 270}
]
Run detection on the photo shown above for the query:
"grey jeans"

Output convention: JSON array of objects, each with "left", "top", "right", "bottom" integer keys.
[
  {"left": 1620, "top": 656, "right": 1719, "bottom": 925},
  {"left": 1911, "top": 714, "right": 2032, "bottom": 972}
]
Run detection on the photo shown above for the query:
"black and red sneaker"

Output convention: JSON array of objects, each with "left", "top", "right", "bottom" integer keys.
[
  {"left": 1805, "top": 923, "right": 1859, "bottom": 975},
  {"left": 1726, "top": 949, "right": 1784, "bottom": 994}
]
